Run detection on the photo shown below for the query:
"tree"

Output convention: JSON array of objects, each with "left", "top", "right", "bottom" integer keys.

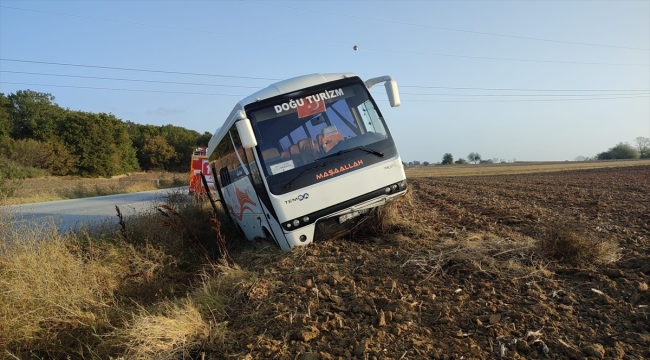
[
  {"left": 441, "top": 153, "right": 453, "bottom": 165},
  {"left": 597, "top": 142, "right": 639, "bottom": 160},
  {"left": 422, "top": 161, "right": 430, "bottom": 166},
  {"left": 7, "top": 90, "right": 63, "bottom": 141},
  {"left": 100, "top": 113, "right": 139, "bottom": 173},
  {"left": 196, "top": 131, "right": 212, "bottom": 147},
  {"left": 412, "top": 161, "right": 421, "bottom": 166},
  {"left": 141, "top": 135, "right": 176, "bottom": 170},
  {"left": 44, "top": 139, "right": 77, "bottom": 175},
  {"left": 159, "top": 124, "right": 201, "bottom": 170},
  {"left": 127, "top": 121, "right": 205, "bottom": 171},
  {"left": 468, "top": 152, "right": 481, "bottom": 164},
  {"left": 0, "top": 93, "right": 10, "bottom": 139},
  {"left": 57, "top": 111, "right": 138, "bottom": 176},
  {"left": 1, "top": 137, "right": 77, "bottom": 176},
  {"left": 634, "top": 137, "right": 650, "bottom": 158},
  {"left": 454, "top": 158, "right": 467, "bottom": 164}
]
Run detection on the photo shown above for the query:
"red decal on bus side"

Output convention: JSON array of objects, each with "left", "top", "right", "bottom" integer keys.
[{"left": 227, "top": 184, "right": 258, "bottom": 221}]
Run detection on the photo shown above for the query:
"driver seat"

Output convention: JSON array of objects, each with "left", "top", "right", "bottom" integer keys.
[{"left": 320, "top": 125, "right": 344, "bottom": 153}]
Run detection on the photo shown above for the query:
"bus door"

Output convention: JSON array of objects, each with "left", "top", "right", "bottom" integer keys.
[{"left": 228, "top": 130, "right": 275, "bottom": 242}]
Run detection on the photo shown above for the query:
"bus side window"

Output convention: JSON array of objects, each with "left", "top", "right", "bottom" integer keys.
[
  {"left": 229, "top": 128, "right": 249, "bottom": 183},
  {"left": 279, "top": 135, "right": 291, "bottom": 152},
  {"left": 219, "top": 167, "right": 230, "bottom": 186},
  {"left": 357, "top": 100, "right": 386, "bottom": 135},
  {"left": 211, "top": 163, "right": 221, "bottom": 188},
  {"left": 245, "top": 148, "right": 263, "bottom": 188}
]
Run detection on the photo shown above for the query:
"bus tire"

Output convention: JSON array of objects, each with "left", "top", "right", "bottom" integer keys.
[{"left": 263, "top": 227, "right": 279, "bottom": 248}]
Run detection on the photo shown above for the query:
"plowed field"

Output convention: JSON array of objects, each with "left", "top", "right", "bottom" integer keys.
[{"left": 221, "top": 165, "right": 650, "bottom": 359}]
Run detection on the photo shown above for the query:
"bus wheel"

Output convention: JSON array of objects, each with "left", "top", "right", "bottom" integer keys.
[{"left": 263, "top": 227, "right": 279, "bottom": 248}]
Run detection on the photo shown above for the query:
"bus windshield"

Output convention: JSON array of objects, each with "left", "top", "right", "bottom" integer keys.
[{"left": 248, "top": 82, "right": 392, "bottom": 179}]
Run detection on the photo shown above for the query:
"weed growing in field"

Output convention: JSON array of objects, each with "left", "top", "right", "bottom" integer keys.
[
  {"left": 357, "top": 189, "right": 434, "bottom": 239},
  {"left": 537, "top": 222, "right": 620, "bottom": 266},
  {"left": 120, "top": 300, "right": 212, "bottom": 359},
  {"left": 402, "top": 232, "right": 548, "bottom": 280}
]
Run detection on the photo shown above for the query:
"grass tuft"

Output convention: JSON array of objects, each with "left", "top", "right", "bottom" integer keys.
[
  {"left": 121, "top": 300, "right": 211, "bottom": 360},
  {"left": 537, "top": 223, "right": 620, "bottom": 266},
  {"left": 357, "top": 190, "right": 434, "bottom": 239},
  {"left": 403, "top": 232, "right": 545, "bottom": 279}
]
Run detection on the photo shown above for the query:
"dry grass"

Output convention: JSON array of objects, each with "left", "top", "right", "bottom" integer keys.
[
  {"left": 358, "top": 189, "right": 435, "bottom": 239},
  {"left": 121, "top": 300, "right": 211, "bottom": 360},
  {"left": 537, "top": 223, "right": 621, "bottom": 266},
  {"left": 4, "top": 171, "right": 188, "bottom": 205},
  {"left": 0, "top": 219, "right": 120, "bottom": 353},
  {"left": 120, "top": 263, "right": 257, "bottom": 359},
  {"left": 359, "top": 190, "right": 550, "bottom": 280},
  {"left": 406, "top": 159, "right": 650, "bottom": 178},
  {"left": 0, "top": 190, "right": 244, "bottom": 358},
  {"left": 402, "top": 232, "right": 548, "bottom": 280}
]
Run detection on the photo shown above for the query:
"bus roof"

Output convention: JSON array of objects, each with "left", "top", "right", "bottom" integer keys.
[
  {"left": 208, "top": 72, "right": 357, "bottom": 156},
  {"left": 240, "top": 72, "right": 357, "bottom": 108}
]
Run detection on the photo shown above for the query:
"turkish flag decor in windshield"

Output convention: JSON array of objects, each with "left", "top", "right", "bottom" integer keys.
[{"left": 297, "top": 97, "right": 325, "bottom": 118}]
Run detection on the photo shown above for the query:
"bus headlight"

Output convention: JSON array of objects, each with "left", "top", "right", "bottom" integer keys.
[{"left": 283, "top": 214, "right": 314, "bottom": 231}]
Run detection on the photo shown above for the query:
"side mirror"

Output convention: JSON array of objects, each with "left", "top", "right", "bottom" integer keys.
[
  {"left": 235, "top": 111, "right": 257, "bottom": 148},
  {"left": 385, "top": 79, "right": 401, "bottom": 108},
  {"left": 365, "top": 76, "right": 401, "bottom": 108}
]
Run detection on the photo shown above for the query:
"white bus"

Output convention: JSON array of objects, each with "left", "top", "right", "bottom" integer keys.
[{"left": 206, "top": 73, "right": 407, "bottom": 250}]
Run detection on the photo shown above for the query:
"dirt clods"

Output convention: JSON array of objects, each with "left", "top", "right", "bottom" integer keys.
[{"left": 218, "top": 166, "right": 649, "bottom": 359}]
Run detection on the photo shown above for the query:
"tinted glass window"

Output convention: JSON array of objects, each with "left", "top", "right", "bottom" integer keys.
[
  {"left": 229, "top": 128, "right": 248, "bottom": 183},
  {"left": 248, "top": 83, "right": 390, "bottom": 177},
  {"left": 289, "top": 126, "right": 307, "bottom": 143}
]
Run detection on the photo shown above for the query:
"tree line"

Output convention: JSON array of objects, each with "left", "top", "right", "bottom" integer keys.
[
  {"left": 592, "top": 138, "right": 650, "bottom": 160},
  {"left": 405, "top": 152, "right": 511, "bottom": 167},
  {"left": 1, "top": 90, "right": 211, "bottom": 180},
  {"left": 406, "top": 137, "right": 650, "bottom": 166}
]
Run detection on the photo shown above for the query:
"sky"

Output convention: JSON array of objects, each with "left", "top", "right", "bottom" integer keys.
[{"left": 0, "top": 0, "right": 648, "bottom": 163}]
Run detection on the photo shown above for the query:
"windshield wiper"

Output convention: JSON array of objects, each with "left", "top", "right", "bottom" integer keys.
[
  {"left": 321, "top": 146, "right": 384, "bottom": 160},
  {"left": 283, "top": 159, "right": 344, "bottom": 190}
]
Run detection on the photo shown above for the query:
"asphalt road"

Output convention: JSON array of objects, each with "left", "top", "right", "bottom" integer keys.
[{"left": 3, "top": 187, "right": 188, "bottom": 233}]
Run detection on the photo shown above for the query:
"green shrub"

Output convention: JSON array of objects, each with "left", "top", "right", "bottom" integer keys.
[
  {"left": 441, "top": 153, "right": 454, "bottom": 165},
  {"left": 597, "top": 142, "right": 639, "bottom": 160},
  {"left": 0, "top": 157, "right": 48, "bottom": 198}
]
